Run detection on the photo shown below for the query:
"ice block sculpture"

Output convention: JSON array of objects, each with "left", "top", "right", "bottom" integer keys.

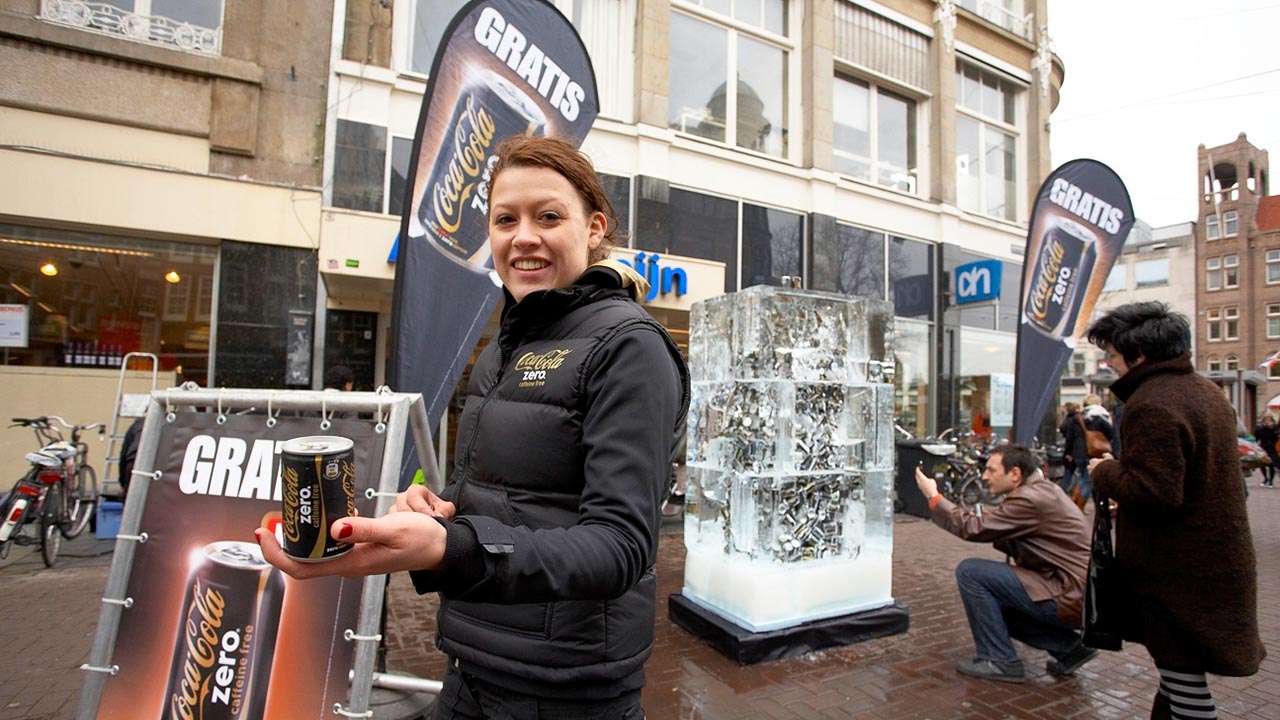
[{"left": 683, "top": 285, "right": 896, "bottom": 632}]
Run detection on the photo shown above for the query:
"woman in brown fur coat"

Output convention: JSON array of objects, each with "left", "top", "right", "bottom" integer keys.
[{"left": 1086, "top": 302, "right": 1265, "bottom": 720}]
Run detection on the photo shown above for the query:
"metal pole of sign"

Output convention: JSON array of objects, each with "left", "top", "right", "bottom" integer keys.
[
  {"left": 409, "top": 395, "right": 444, "bottom": 492},
  {"left": 344, "top": 395, "right": 413, "bottom": 717},
  {"left": 77, "top": 397, "right": 168, "bottom": 720}
]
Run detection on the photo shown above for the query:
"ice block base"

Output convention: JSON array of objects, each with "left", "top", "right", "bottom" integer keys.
[{"left": 668, "top": 592, "right": 909, "bottom": 665}]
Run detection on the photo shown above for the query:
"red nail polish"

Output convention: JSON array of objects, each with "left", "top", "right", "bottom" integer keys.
[{"left": 338, "top": 524, "right": 354, "bottom": 539}]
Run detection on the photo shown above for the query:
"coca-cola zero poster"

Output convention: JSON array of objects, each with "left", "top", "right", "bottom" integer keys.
[
  {"left": 1011, "top": 160, "right": 1134, "bottom": 444},
  {"left": 90, "top": 413, "right": 383, "bottom": 719}
]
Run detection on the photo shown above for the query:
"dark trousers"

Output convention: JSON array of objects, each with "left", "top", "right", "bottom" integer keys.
[
  {"left": 955, "top": 558, "right": 1081, "bottom": 664},
  {"left": 434, "top": 661, "right": 644, "bottom": 720}
]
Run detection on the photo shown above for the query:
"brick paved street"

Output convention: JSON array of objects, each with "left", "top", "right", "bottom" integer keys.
[{"left": 3, "top": 480, "right": 1277, "bottom": 719}]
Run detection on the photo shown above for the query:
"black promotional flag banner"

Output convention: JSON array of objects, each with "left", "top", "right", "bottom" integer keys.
[
  {"left": 389, "top": 0, "right": 598, "bottom": 472},
  {"left": 1011, "top": 160, "right": 1134, "bottom": 444}
]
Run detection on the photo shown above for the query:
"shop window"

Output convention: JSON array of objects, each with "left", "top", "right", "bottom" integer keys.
[
  {"left": 811, "top": 223, "right": 885, "bottom": 299},
  {"left": 890, "top": 236, "right": 935, "bottom": 321},
  {"left": 660, "top": 188, "right": 739, "bottom": 292},
  {"left": 215, "top": 241, "right": 317, "bottom": 388},
  {"left": 1269, "top": 304, "right": 1280, "bottom": 339},
  {"left": 1134, "top": 259, "right": 1169, "bottom": 287},
  {"left": 1225, "top": 306, "right": 1239, "bottom": 341},
  {"left": 1268, "top": 250, "right": 1280, "bottom": 284},
  {"left": 1225, "top": 354, "right": 1240, "bottom": 371},
  {"left": 955, "top": 62, "right": 1019, "bottom": 221},
  {"left": 894, "top": 317, "right": 932, "bottom": 437},
  {"left": 1223, "top": 254, "right": 1239, "bottom": 289},
  {"left": 0, "top": 225, "right": 213, "bottom": 384},
  {"left": 1206, "top": 257, "right": 1221, "bottom": 291},
  {"left": 1207, "top": 356, "right": 1221, "bottom": 372},
  {"left": 40, "top": 0, "right": 224, "bottom": 56},
  {"left": 834, "top": 75, "right": 918, "bottom": 194},
  {"left": 669, "top": 1, "right": 792, "bottom": 158},
  {"left": 741, "top": 204, "right": 804, "bottom": 289},
  {"left": 1207, "top": 309, "right": 1221, "bottom": 342}
]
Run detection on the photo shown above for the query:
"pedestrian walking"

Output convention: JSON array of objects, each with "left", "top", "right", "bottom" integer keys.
[
  {"left": 1255, "top": 414, "right": 1279, "bottom": 487},
  {"left": 1086, "top": 302, "right": 1265, "bottom": 720}
]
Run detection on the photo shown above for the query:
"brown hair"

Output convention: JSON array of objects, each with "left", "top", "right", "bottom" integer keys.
[{"left": 486, "top": 135, "right": 620, "bottom": 262}]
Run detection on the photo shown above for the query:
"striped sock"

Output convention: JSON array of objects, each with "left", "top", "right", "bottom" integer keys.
[{"left": 1157, "top": 668, "right": 1216, "bottom": 719}]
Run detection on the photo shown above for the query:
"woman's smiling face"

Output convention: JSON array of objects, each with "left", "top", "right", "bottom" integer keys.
[{"left": 488, "top": 166, "right": 605, "bottom": 302}]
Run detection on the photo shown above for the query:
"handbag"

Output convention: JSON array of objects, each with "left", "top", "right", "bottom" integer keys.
[
  {"left": 1077, "top": 415, "right": 1111, "bottom": 459},
  {"left": 1082, "top": 495, "right": 1124, "bottom": 651}
]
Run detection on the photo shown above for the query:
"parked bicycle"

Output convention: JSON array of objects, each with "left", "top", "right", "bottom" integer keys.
[{"left": 0, "top": 416, "right": 104, "bottom": 566}]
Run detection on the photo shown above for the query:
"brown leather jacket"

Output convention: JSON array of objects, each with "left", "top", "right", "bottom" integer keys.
[{"left": 930, "top": 474, "right": 1090, "bottom": 623}]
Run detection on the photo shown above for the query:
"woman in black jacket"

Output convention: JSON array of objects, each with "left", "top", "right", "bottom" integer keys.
[
  {"left": 1058, "top": 403, "right": 1087, "bottom": 497},
  {"left": 257, "top": 136, "right": 689, "bottom": 717}
]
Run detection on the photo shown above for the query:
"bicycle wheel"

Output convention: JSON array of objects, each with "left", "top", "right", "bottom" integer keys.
[
  {"left": 62, "top": 465, "right": 97, "bottom": 539},
  {"left": 958, "top": 476, "right": 984, "bottom": 510},
  {"left": 41, "top": 485, "right": 63, "bottom": 567}
]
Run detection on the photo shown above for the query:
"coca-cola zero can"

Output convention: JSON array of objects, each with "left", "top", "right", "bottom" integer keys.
[
  {"left": 280, "top": 436, "right": 356, "bottom": 561},
  {"left": 1024, "top": 218, "right": 1098, "bottom": 338},
  {"left": 413, "top": 69, "right": 548, "bottom": 272},
  {"left": 162, "top": 541, "right": 284, "bottom": 720}
]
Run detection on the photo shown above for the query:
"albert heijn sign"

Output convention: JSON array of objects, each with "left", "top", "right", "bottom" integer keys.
[
  {"left": 615, "top": 251, "right": 723, "bottom": 311},
  {"left": 954, "top": 258, "right": 1003, "bottom": 305}
]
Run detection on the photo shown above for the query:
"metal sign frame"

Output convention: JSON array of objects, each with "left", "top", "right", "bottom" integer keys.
[{"left": 77, "top": 387, "right": 442, "bottom": 720}]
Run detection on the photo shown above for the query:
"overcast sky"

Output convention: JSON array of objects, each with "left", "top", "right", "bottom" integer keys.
[{"left": 1047, "top": 0, "right": 1280, "bottom": 229}]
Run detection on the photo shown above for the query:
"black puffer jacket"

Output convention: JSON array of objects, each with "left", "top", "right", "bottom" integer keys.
[{"left": 411, "top": 265, "right": 689, "bottom": 699}]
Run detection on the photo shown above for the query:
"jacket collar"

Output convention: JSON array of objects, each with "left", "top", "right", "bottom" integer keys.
[
  {"left": 498, "top": 263, "right": 633, "bottom": 345},
  {"left": 1108, "top": 353, "right": 1194, "bottom": 402}
]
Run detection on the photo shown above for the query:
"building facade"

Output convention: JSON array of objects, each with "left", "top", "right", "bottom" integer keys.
[
  {"left": 0, "top": 0, "right": 1065, "bottom": 478},
  {"left": 320, "top": 0, "right": 1063, "bottom": 456},
  {"left": 0, "top": 0, "right": 334, "bottom": 477},
  {"left": 1194, "top": 133, "right": 1278, "bottom": 420}
]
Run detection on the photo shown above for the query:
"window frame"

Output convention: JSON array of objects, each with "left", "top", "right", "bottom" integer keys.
[
  {"left": 1224, "top": 306, "right": 1240, "bottom": 341},
  {"left": 1267, "top": 303, "right": 1280, "bottom": 339},
  {"left": 1206, "top": 214, "right": 1220, "bottom": 240},
  {"left": 1206, "top": 257, "right": 1222, "bottom": 291},
  {"left": 1207, "top": 356, "right": 1222, "bottom": 372},
  {"left": 954, "top": 60, "right": 1023, "bottom": 223},
  {"left": 1207, "top": 308, "right": 1222, "bottom": 342},
  {"left": 668, "top": 0, "right": 799, "bottom": 162},
  {"left": 832, "top": 71, "right": 921, "bottom": 196},
  {"left": 1224, "top": 210, "right": 1239, "bottom": 237},
  {"left": 1268, "top": 250, "right": 1280, "bottom": 285},
  {"left": 1225, "top": 354, "right": 1240, "bottom": 371},
  {"left": 1223, "top": 254, "right": 1239, "bottom": 289},
  {"left": 1134, "top": 258, "right": 1169, "bottom": 288}
]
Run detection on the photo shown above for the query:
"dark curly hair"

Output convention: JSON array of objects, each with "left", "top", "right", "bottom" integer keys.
[{"left": 1086, "top": 301, "right": 1190, "bottom": 365}]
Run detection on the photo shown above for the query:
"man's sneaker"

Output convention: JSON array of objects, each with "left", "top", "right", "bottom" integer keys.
[
  {"left": 1046, "top": 643, "right": 1099, "bottom": 677},
  {"left": 955, "top": 657, "right": 1026, "bottom": 683}
]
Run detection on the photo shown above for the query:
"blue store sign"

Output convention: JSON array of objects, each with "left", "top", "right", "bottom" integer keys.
[{"left": 954, "top": 259, "right": 1002, "bottom": 305}]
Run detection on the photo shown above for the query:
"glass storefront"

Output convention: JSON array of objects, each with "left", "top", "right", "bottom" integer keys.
[
  {"left": 958, "top": 326, "right": 1016, "bottom": 439},
  {"left": 0, "top": 224, "right": 214, "bottom": 383}
]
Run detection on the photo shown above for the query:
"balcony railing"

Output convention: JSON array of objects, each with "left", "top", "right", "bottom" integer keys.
[
  {"left": 41, "top": 0, "right": 221, "bottom": 56},
  {"left": 958, "top": 0, "right": 1032, "bottom": 41}
]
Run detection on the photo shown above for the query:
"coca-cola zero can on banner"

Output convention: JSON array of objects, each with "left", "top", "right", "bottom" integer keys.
[
  {"left": 415, "top": 69, "right": 548, "bottom": 271},
  {"left": 1024, "top": 218, "right": 1098, "bottom": 338},
  {"left": 281, "top": 436, "right": 356, "bottom": 561},
  {"left": 162, "top": 541, "right": 284, "bottom": 720}
]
